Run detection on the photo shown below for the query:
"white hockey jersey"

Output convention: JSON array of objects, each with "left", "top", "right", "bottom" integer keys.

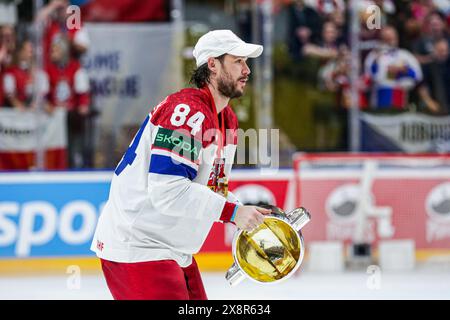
[{"left": 90, "top": 86, "right": 241, "bottom": 267}]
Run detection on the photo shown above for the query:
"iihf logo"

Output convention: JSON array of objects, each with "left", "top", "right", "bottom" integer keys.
[
  {"left": 426, "top": 182, "right": 450, "bottom": 242},
  {"left": 325, "top": 184, "right": 375, "bottom": 241}
]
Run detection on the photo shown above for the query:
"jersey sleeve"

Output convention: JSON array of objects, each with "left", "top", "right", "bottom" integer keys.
[
  {"left": 147, "top": 97, "right": 237, "bottom": 222},
  {"left": 227, "top": 190, "right": 243, "bottom": 206},
  {"left": 400, "top": 50, "right": 423, "bottom": 84}
]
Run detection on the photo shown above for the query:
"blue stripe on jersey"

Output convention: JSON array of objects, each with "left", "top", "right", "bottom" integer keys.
[
  {"left": 115, "top": 115, "right": 150, "bottom": 176},
  {"left": 149, "top": 154, "right": 198, "bottom": 180}
]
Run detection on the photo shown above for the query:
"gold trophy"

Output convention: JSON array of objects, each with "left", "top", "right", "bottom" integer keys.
[{"left": 225, "top": 205, "right": 311, "bottom": 286}]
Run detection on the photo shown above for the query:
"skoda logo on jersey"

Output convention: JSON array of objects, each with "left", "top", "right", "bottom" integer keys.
[
  {"left": 326, "top": 184, "right": 373, "bottom": 223},
  {"left": 426, "top": 182, "right": 450, "bottom": 222},
  {"left": 231, "top": 184, "right": 276, "bottom": 206}
]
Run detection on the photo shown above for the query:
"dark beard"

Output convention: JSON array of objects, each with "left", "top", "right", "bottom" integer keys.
[{"left": 217, "top": 73, "right": 243, "bottom": 99}]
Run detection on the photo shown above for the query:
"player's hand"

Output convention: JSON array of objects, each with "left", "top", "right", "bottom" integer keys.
[{"left": 233, "top": 206, "right": 271, "bottom": 232}]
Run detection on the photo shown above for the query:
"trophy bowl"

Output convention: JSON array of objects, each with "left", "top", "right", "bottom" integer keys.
[{"left": 225, "top": 205, "right": 311, "bottom": 286}]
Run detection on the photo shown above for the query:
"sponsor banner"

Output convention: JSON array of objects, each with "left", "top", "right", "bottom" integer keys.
[
  {"left": 361, "top": 112, "right": 450, "bottom": 153},
  {"left": 1, "top": 168, "right": 448, "bottom": 260},
  {"left": 0, "top": 108, "right": 67, "bottom": 170},
  {"left": 83, "top": 23, "right": 182, "bottom": 167},
  {"left": 0, "top": 170, "right": 295, "bottom": 259},
  {"left": 83, "top": 23, "right": 180, "bottom": 128},
  {"left": 298, "top": 170, "right": 450, "bottom": 249},
  {"left": 0, "top": 172, "right": 111, "bottom": 258},
  {"left": 0, "top": 108, "right": 66, "bottom": 151}
]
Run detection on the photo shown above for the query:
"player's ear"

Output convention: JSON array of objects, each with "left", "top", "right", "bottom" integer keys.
[{"left": 207, "top": 57, "right": 218, "bottom": 74}]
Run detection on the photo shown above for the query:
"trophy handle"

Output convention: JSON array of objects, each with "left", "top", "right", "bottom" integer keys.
[
  {"left": 225, "top": 262, "right": 246, "bottom": 286},
  {"left": 287, "top": 207, "right": 311, "bottom": 231}
]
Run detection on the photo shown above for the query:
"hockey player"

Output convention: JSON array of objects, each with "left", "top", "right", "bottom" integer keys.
[{"left": 91, "top": 30, "right": 270, "bottom": 300}]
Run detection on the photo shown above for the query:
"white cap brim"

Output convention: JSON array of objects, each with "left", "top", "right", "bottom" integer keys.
[
  {"left": 193, "top": 30, "right": 264, "bottom": 67},
  {"left": 227, "top": 43, "right": 263, "bottom": 59}
]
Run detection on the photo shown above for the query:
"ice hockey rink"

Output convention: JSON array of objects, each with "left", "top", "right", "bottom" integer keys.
[{"left": 1, "top": 267, "right": 450, "bottom": 300}]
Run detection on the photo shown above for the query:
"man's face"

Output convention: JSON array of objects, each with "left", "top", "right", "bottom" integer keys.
[
  {"left": 434, "top": 40, "right": 449, "bottom": 62},
  {"left": 50, "top": 43, "right": 63, "bottom": 63},
  {"left": 381, "top": 27, "right": 398, "bottom": 47},
  {"left": 429, "top": 14, "right": 444, "bottom": 34},
  {"left": 215, "top": 54, "right": 251, "bottom": 99},
  {"left": 20, "top": 42, "right": 34, "bottom": 63},
  {"left": 1, "top": 26, "right": 16, "bottom": 51},
  {"left": 322, "top": 22, "right": 338, "bottom": 44}
]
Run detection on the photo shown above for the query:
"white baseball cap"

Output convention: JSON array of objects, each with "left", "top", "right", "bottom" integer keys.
[{"left": 192, "top": 30, "right": 263, "bottom": 67}]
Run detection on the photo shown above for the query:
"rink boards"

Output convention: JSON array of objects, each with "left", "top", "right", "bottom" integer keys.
[{"left": 0, "top": 168, "right": 449, "bottom": 273}]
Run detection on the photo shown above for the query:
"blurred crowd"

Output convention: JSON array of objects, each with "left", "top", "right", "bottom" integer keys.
[
  {"left": 0, "top": 0, "right": 91, "bottom": 169},
  {"left": 1, "top": 0, "right": 449, "bottom": 168},
  {"left": 284, "top": 0, "right": 450, "bottom": 149}
]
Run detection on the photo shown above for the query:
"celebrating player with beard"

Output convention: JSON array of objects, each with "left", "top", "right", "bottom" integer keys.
[{"left": 91, "top": 30, "right": 269, "bottom": 300}]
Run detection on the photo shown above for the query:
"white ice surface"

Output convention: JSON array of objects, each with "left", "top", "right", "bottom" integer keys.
[{"left": 0, "top": 268, "right": 449, "bottom": 300}]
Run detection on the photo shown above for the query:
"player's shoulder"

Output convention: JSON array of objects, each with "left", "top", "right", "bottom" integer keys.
[
  {"left": 167, "top": 87, "right": 211, "bottom": 111},
  {"left": 152, "top": 88, "right": 209, "bottom": 114},
  {"left": 149, "top": 87, "right": 215, "bottom": 138},
  {"left": 223, "top": 105, "right": 239, "bottom": 130},
  {"left": 222, "top": 106, "right": 239, "bottom": 145}
]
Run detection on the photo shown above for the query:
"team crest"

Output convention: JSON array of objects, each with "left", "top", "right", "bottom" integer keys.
[{"left": 207, "top": 158, "right": 228, "bottom": 197}]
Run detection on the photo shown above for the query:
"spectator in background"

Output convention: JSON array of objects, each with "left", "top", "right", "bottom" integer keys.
[
  {"left": 286, "top": 0, "right": 322, "bottom": 61},
  {"left": 305, "top": 20, "right": 349, "bottom": 150},
  {"left": 0, "top": 25, "right": 17, "bottom": 107},
  {"left": 418, "top": 38, "right": 450, "bottom": 114},
  {"left": 364, "top": 26, "right": 423, "bottom": 111},
  {"left": 0, "top": 27, "right": 10, "bottom": 107},
  {"left": 36, "top": 0, "right": 90, "bottom": 66},
  {"left": 413, "top": 11, "right": 449, "bottom": 65},
  {"left": 318, "top": 46, "right": 371, "bottom": 150},
  {"left": 308, "top": 0, "right": 346, "bottom": 27},
  {"left": 410, "top": 0, "right": 440, "bottom": 23},
  {"left": 314, "top": 0, "right": 345, "bottom": 17},
  {"left": 46, "top": 35, "right": 90, "bottom": 168},
  {"left": 303, "top": 20, "right": 345, "bottom": 61},
  {"left": 3, "top": 39, "right": 49, "bottom": 111},
  {"left": 0, "top": 25, "right": 16, "bottom": 68},
  {"left": 356, "top": 0, "right": 395, "bottom": 63},
  {"left": 0, "top": 46, "right": 6, "bottom": 107}
]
